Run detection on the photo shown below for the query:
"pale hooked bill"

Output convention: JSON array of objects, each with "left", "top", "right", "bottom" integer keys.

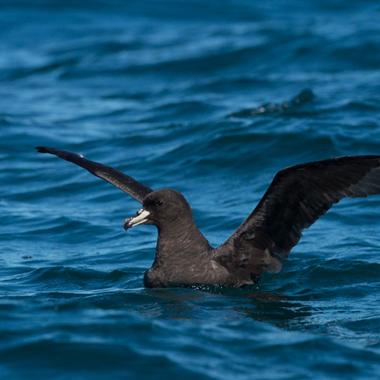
[{"left": 125, "top": 209, "right": 151, "bottom": 228}]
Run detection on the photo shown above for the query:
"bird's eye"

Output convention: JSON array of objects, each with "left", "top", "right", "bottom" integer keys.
[
  {"left": 154, "top": 200, "right": 163, "bottom": 207},
  {"left": 144, "top": 199, "right": 163, "bottom": 209}
]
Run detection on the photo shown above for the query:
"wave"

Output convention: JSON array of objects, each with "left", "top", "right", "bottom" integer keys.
[{"left": 230, "top": 89, "right": 315, "bottom": 117}]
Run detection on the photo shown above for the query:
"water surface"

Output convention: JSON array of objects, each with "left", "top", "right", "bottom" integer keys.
[{"left": 1, "top": 1, "right": 380, "bottom": 379}]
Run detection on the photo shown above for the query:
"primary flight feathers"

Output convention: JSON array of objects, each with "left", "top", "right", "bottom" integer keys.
[
  {"left": 217, "top": 156, "right": 380, "bottom": 277},
  {"left": 36, "top": 146, "right": 152, "bottom": 203}
]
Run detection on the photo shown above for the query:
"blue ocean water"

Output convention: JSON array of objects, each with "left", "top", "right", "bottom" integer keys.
[{"left": 1, "top": 0, "right": 380, "bottom": 378}]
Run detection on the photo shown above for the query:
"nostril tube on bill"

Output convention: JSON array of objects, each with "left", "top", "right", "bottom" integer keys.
[{"left": 123, "top": 209, "right": 151, "bottom": 230}]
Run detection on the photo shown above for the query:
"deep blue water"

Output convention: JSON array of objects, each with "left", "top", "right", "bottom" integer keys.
[{"left": 1, "top": 1, "right": 380, "bottom": 379}]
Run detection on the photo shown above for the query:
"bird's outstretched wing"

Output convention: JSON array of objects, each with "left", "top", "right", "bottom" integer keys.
[
  {"left": 215, "top": 156, "right": 380, "bottom": 278},
  {"left": 36, "top": 146, "right": 153, "bottom": 203}
]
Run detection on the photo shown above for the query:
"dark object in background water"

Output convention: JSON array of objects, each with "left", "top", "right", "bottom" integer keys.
[
  {"left": 37, "top": 146, "right": 380, "bottom": 288},
  {"left": 231, "top": 88, "right": 314, "bottom": 117}
]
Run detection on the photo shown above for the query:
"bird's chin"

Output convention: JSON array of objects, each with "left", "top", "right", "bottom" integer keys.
[{"left": 124, "top": 209, "right": 151, "bottom": 230}]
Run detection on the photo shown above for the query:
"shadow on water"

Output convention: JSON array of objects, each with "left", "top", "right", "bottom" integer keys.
[
  {"left": 237, "top": 291, "right": 313, "bottom": 329},
  {"left": 137, "top": 284, "right": 315, "bottom": 330}
]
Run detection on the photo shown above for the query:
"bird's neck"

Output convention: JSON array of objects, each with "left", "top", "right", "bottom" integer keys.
[{"left": 155, "top": 219, "right": 211, "bottom": 263}]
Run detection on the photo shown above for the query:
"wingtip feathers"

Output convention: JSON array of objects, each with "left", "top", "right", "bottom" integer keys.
[{"left": 35, "top": 146, "right": 49, "bottom": 154}]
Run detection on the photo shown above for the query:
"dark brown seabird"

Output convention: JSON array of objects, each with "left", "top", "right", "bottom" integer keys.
[{"left": 36, "top": 146, "right": 380, "bottom": 288}]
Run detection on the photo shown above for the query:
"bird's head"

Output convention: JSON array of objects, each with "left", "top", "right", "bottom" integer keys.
[{"left": 124, "top": 189, "right": 192, "bottom": 230}]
